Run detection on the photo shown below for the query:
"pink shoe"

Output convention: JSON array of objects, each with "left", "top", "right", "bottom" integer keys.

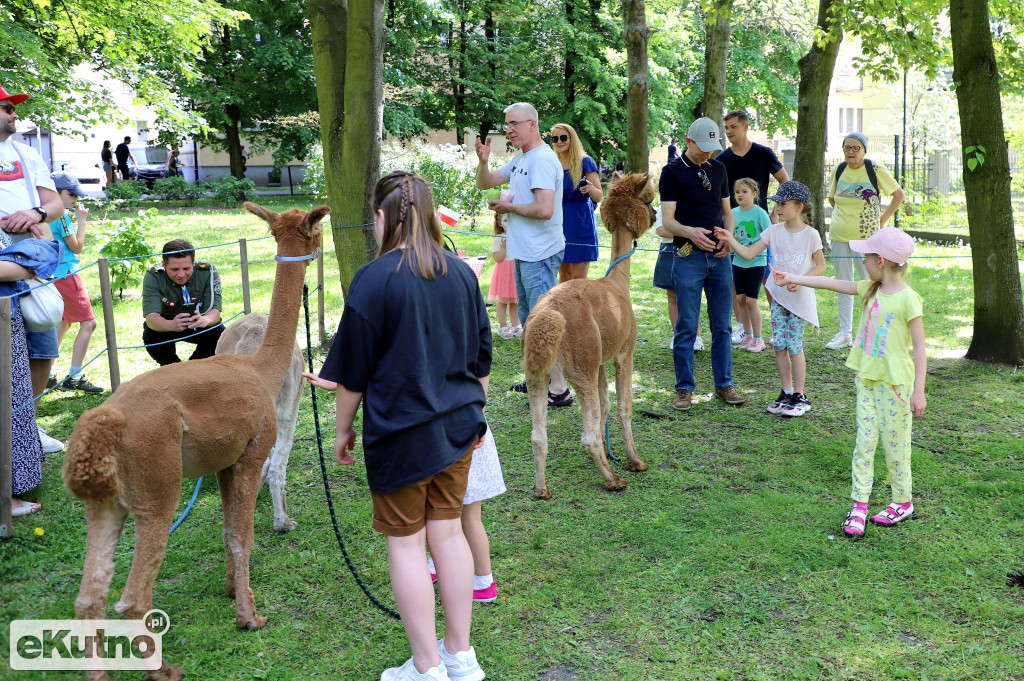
[
  {"left": 497, "top": 326, "right": 515, "bottom": 340},
  {"left": 512, "top": 326, "right": 523, "bottom": 338},
  {"left": 841, "top": 506, "right": 867, "bottom": 538},
  {"left": 746, "top": 337, "right": 766, "bottom": 353},
  {"left": 430, "top": 571, "right": 437, "bottom": 584},
  {"left": 870, "top": 502, "right": 916, "bottom": 526},
  {"left": 472, "top": 581, "right": 497, "bottom": 603},
  {"left": 739, "top": 335, "right": 753, "bottom": 350}
]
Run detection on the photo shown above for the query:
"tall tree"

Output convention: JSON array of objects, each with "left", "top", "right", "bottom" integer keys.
[
  {"left": 949, "top": 0, "right": 1024, "bottom": 364},
  {"left": 698, "top": 0, "right": 734, "bottom": 130},
  {"left": 309, "top": 0, "right": 385, "bottom": 295},
  {"left": 792, "top": 0, "right": 842, "bottom": 239},
  {"left": 623, "top": 0, "right": 654, "bottom": 173}
]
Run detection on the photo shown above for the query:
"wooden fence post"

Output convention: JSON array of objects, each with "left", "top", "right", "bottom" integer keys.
[
  {"left": 239, "top": 238, "right": 251, "bottom": 315},
  {"left": 97, "top": 259, "right": 121, "bottom": 392},
  {"left": 1, "top": 297, "right": 14, "bottom": 539}
]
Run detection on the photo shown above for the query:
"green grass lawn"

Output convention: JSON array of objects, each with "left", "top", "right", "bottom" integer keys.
[{"left": 3, "top": 197, "right": 1024, "bottom": 680}]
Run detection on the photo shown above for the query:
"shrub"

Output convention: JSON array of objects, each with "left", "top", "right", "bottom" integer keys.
[
  {"left": 208, "top": 174, "right": 257, "bottom": 206},
  {"left": 304, "top": 144, "right": 326, "bottom": 199},
  {"left": 152, "top": 176, "right": 189, "bottom": 202},
  {"left": 102, "top": 179, "right": 147, "bottom": 209},
  {"left": 381, "top": 142, "right": 488, "bottom": 220},
  {"left": 98, "top": 209, "right": 158, "bottom": 299}
]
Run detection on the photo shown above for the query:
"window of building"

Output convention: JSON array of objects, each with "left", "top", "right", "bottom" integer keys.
[{"left": 838, "top": 107, "right": 863, "bottom": 134}]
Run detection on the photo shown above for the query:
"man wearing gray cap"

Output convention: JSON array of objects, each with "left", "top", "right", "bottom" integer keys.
[{"left": 659, "top": 117, "right": 745, "bottom": 411}]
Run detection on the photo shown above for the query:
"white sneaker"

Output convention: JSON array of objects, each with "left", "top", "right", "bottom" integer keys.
[
  {"left": 693, "top": 336, "right": 705, "bottom": 351},
  {"left": 825, "top": 332, "right": 853, "bottom": 350},
  {"left": 731, "top": 324, "right": 745, "bottom": 345},
  {"left": 381, "top": 657, "right": 450, "bottom": 681},
  {"left": 437, "top": 639, "right": 485, "bottom": 681},
  {"left": 37, "top": 426, "right": 64, "bottom": 453}
]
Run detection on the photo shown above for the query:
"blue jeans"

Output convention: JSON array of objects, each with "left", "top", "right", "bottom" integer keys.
[
  {"left": 514, "top": 251, "right": 563, "bottom": 327},
  {"left": 671, "top": 248, "right": 734, "bottom": 392}
]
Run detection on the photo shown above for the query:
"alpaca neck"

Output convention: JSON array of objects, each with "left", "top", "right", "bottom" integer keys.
[
  {"left": 252, "top": 254, "right": 307, "bottom": 395},
  {"left": 604, "top": 227, "right": 635, "bottom": 288}
]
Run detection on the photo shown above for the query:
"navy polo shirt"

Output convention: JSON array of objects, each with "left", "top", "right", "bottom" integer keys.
[{"left": 658, "top": 154, "right": 730, "bottom": 248}]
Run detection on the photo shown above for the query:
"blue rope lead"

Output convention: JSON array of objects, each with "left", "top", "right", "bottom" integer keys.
[
  {"left": 599, "top": 240, "right": 636, "bottom": 462},
  {"left": 169, "top": 477, "right": 203, "bottom": 535}
]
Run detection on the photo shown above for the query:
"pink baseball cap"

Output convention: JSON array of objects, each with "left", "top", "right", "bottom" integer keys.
[{"left": 849, "top": 227, "right": 915, "bottom": 265}]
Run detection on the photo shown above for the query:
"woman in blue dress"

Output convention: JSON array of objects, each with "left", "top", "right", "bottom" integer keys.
[{"left": 550, "top": 123, "right": 603, "bottom": 282}]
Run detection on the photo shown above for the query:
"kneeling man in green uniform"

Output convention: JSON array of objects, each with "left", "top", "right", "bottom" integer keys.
[{"left": 142, "top": 239, "right": 224, "bottom": 366}]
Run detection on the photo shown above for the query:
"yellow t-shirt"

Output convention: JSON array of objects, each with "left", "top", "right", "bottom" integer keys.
[
  {"left": 828, "top": 162, "right": 901, "bottom": 242},
  {"left": 845, "top": 280, "right": 923, "bottom": 386}
]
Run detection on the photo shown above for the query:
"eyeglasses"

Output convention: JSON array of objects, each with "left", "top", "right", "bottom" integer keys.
[
  {"left": 842, "top": 145, "right": 863, "bottom": 152},
  {"left": 504, "top": 119, "right": 534, "bottom": 130},
  {"left": 696, "top": 168, "right": 711, "bottom": 191},
  {"left": 550, "top": 134, "right": 569, "bottom": 143},
  {"left": 0, "top": 103, "right": 15, "bottom": 115}
]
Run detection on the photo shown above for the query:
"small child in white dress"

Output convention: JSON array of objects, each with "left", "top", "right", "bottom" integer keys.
[{"left": 429, "top": 425, "right": 506, "bottom": 602}]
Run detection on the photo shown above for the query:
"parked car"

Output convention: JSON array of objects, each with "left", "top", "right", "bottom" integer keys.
[{"left": 127, "top": 146, "right": 170, "bottom": 187}]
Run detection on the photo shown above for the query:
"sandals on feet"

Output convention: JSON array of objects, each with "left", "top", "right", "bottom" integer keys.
[
  {"left": 870, "top": 502, "right": 916, "bottom": 526},
  {"left": 547, "top": 388, "right": 574, "bottom": 407},
  {"left": 497, "top": 326, "right": 515, "bottom": 340},
  {"left": 841, "top": 506, "right": 867, "bottom": 537}
]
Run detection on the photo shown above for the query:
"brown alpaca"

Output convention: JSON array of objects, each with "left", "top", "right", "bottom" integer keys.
[
  {"left": 523, "top": 173, "right": 654, "bottom": 499},
  {"left": 61, "top": 202, "right": 328, "bottom": 681}
]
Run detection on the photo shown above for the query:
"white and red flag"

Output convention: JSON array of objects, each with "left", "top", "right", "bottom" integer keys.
[{"left": 437, "top": 205, "right": 460, "bottom": 228}]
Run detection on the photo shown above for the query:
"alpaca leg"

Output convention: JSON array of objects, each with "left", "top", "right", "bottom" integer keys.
[
  {"left": 217, "top": 467, "right": 238, "bottom": 597},
  {"left": 75, "top": 501, "right": 128, "bottom": 621},
  {"left": 115, "top": 499, "right": 183, "bottom": 681},
  {"left": 597, "top": 364, "right": 611, "bottom": 429},
  {"left": 614, "top": 353, "right": 647, "bottom": 472},
  {"left": 224, "top": 421, "right": 274, "bottom": 630},
  {"left": 264, "top": 384, "right": 301, "bottom": 533},
  {"left": 528, "top": 375, "right": 553, "bottom": 499},
  {"left": 577, "top": 380, "right": 626, "bottom": 491}
]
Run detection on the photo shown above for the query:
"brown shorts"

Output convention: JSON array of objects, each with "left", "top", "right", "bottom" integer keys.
[
  {"left": 54, "top": 274, "right": 95, "bottom": 323},
  {"left": 370, "top": 446, "right": 474, "bottom": 537}
]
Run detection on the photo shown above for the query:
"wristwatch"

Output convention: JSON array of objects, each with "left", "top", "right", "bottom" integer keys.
[{"left": 31, "top": 206, "right": 47, "bottom": 222}]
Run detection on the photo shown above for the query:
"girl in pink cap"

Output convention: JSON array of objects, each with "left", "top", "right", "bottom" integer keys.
[{"left": 771, "top": 227, "right": 926, "bottom": 538}]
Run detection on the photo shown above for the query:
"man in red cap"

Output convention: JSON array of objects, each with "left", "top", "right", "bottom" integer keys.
[{"left": 1, "top": 82, "right": 67, "bottom": 455}]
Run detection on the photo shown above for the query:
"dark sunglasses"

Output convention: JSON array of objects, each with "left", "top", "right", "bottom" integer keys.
[
  {"left": 550, "top": 134, "right": 569, "bottom": 143},
  {"left": 0, "top": 103, "right": 15, "bottom": 115},
  {"left": 696, "top": 168, "right": 711, "bottom": 191}
]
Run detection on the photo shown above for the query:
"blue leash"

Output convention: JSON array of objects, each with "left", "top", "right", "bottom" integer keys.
[
  {"left": 599, "top": 240, "right": 637, "bottom": 463},
  {"left": 169, "top": 477, "right": 203, "bottom": 534}
]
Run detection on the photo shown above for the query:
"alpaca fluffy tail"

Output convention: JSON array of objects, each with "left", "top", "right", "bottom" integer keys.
[
  {"left": 522, "top": 308, "right": 566, "bottom": 377},
  {"left": 62, "top": 406, "right": 126, "bottom": 502}
]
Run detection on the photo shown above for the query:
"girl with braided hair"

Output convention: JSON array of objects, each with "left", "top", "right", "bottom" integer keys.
[{"left": 307, "top": 171, "right": 491, "bottom": 680}]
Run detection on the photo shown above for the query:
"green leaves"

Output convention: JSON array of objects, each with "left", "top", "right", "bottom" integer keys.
[{"left": 965, "top": 145, "right": 987, "bottom": 171}]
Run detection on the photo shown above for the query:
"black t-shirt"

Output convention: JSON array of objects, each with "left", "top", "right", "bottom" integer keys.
[
  {"left": 319, "top": 249, "right": 492, "bottom": 494},
  {"left": 114, "top": 143, "right": 130, "bottom": 165},
  {"left": 716, "top": 142, "right": 784, "bottom": 210},
  {"left": 658, "top": 154, "right": 730, "bottom": 248}
]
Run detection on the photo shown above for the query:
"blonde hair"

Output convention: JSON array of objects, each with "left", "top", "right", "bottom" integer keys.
[
  {"left": 733, "top": 177, "right": 760, "bottom": 202},
  {"left": 493, "top": 210, "right": 507, "bottom": 236},
  {"left": 863, "top": 257, "right": 908, "bottom": 306},
  {"left": 551, "top": 123, "right": 587, "bottom": 188},
  {"left": 373, "top": 171, "right": 447, "bottom": 279}
]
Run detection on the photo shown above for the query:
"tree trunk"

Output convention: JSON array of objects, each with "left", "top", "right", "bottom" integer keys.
[
  {"left": 477, "top": 12, "right": 497, "bottom": 141},
  {"left": 565, "top": 0, "right": 577, "bottom": 108},
  {"left": 309, "top": 0, "right": 384, "bottom": 298},
  {"left": 224, "top": 103, "right": 245, "bottom": 179},
  {"left": 701, "top": 0, "right": 733, "bottom": 137},
  {"left": 623, "top": 0, "right": 653, "bottom": 174},
  {"left": 950, "top": 0, "right": 1024, "bottom": 365},
  {"left": 793, "top": 0, "right": 842, "bottom": 242}
]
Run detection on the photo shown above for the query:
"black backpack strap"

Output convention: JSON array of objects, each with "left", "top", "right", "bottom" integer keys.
[
  {"left": 834, "top": 161, "right": 847, "bottom": 188},
  {"left": 863, "top": 159, "right": 879, "bottom": 193}
]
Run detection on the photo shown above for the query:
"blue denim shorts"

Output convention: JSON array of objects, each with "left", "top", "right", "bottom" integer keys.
[
  {"left": 652, "top": 243, "right": 675, "bottom": 290},
  {"left": 26, "top": 327, "right": 59, "bottom": 360}
]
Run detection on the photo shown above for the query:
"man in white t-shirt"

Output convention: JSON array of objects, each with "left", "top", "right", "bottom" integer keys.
[
  {"left": 475, "top": 102, "right": 570, "bottom": 404},
  {"left": 1, "top": 82, "right": 67, "bottom": 454}
]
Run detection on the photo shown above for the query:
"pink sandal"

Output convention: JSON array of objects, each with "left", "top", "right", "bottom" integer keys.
[
  {"left": 497, "top": 326, "right": 515, "bottom": 340},
  {"left": 870, "top": 502, "right": 916, "bottom": 526},
  {"left": 841, "top": 506, "right": 867, "bottom": 537}
]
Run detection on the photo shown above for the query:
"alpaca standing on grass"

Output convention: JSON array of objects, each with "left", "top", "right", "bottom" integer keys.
[
  {"left": 61, "top": 202, "right": 327, "bottom": 681},
  {"left": 523, "top": 173, "right": 654, "bottom": 499},
  {"left": 216, "top": 312, "right": 306, "bottom": 533}
]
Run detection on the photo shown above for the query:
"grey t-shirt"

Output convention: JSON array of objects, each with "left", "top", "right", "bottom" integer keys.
[{"left": 499, "top": 145, "right": 564, "bottom": 262}]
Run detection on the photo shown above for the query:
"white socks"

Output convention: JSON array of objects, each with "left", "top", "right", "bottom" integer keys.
[{"left": 427, "top": 556, "right": 493, "bottom": 591}]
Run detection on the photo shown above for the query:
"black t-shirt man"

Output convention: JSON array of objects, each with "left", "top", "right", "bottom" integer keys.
[
  {"left": 114, "top": 142, "right": 130, "bottom": 165},
  {"left": 658, "top": 154, "right": 730, "bottom": 249},
  {"left": 716, "top": 142, "right": 784, "bottom": 210}
]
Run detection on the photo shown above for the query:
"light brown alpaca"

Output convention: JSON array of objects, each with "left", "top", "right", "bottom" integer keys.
[
  {"left": 216, "top": 313, "right": 306, "bottom": 533},
  {"left": 61, "top": 202, "right": 328, "bottom": 681},
  {"left": 523, "top": 173, "right": 655, "bottom": 499}
]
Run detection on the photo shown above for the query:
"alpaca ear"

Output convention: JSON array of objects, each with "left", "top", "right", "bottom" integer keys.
[
  {"left": 304, "top": 205, "right": 331, "bottom": 231},
  {"left": 245, "top": 202, "right": 280, "bottom": 225}
]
